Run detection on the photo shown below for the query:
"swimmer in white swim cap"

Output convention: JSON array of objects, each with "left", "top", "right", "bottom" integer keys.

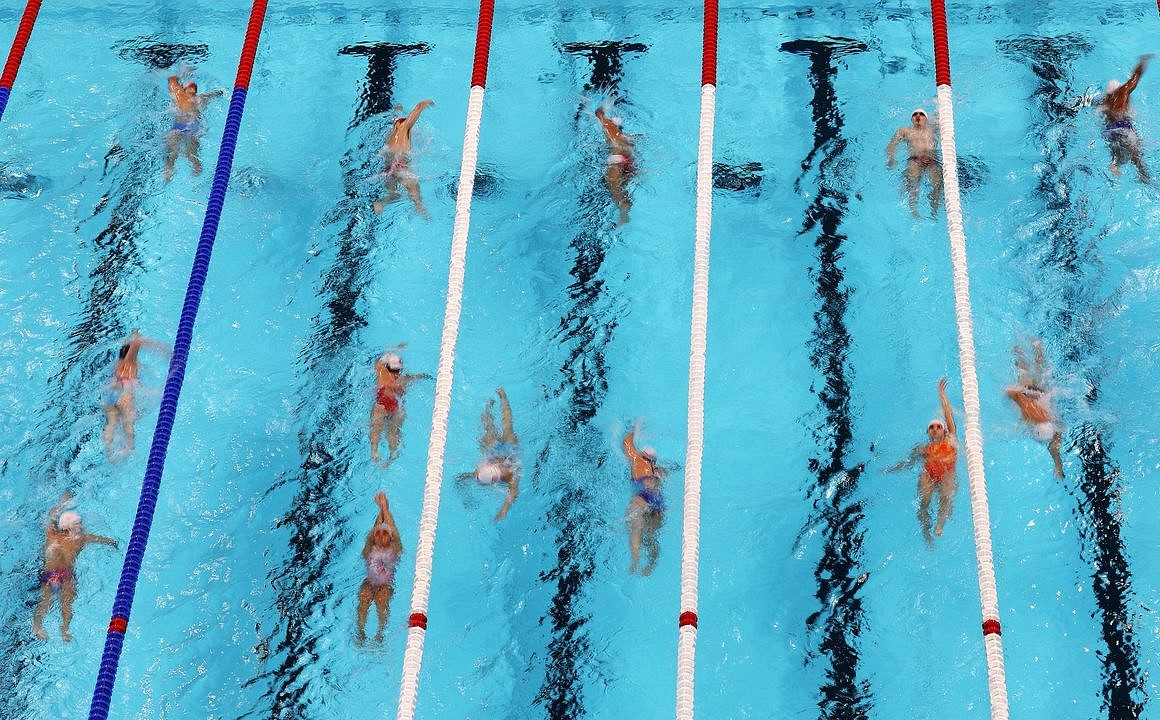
[
  {"left": 1098, "top": 54, "right": 1153, "bottom": 181},
  {"left": 594, "top": 106, "right": 636, "bottom": 226},
  {"left": 458, "top": 388, "right": 520, "bottom": 521},
  {"left": 886, "top": 106, "right": 943, "bottom": 219},
  {"left": 622, "top": 425, "right": 667, "bottom": 575},
  {"left": 34, "top": 491, "right": 118, "bottom": 642},
  {"left": 370, "top": 345, "right": 432, "bottom": 466},
  {"left": 1004, "top": 337, "right": 1064, "bottom": 479}
]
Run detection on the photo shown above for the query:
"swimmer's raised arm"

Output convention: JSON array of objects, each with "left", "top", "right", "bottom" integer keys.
[
  {"left": 883, "top": 445, "right": 923, "bottom": 473},
  {"left": 84, "top": 533, "right": 118, "bottom": 548},
  {"left": 622, "top": 429, "right": 641, "bottom": 460},
  {"left": 401, "top": 99, "right": 434, "bottom": 130},
  {"left": 938, "top": 377, "right": 957, "bottom": 436},
  {"left": 167, "top": 76, "right": 183, "bottom": 97},
  {"left": 1122, "top": 54, "right": 1154, "bottom": 95},
  {"left": 495, "top": 469, "right": 519, "bottom": 522}
]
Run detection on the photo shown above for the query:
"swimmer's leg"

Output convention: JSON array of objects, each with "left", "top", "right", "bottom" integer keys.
[
  {"left": 184, "top": 136, "right": 203, "bottom": 176},
  {"left": 927, "top": 163, "right": 944, "bottom": 217},
  {"left": 60, "top": 578, "right": 77, "bottom": 642},
  {"left": 641, "top": 510, "right": 663, "bottom": 576},
  {"left": 605, "top": 164, "right": 631, "bottom": 226},
  {"left": 163, "top": 132, "right": 180, "bottom": 182},
  {"left": 32, "top": 582, "right": 53, "bottom": 640},
  {"left": 1049, "top": 431, "right": 1064, "bottom": 479},
  {"left": 917, "top": 473, "right": 935, "bottom": 545},
  {"left": 386, "top": 409, "right": 404, "bottom": 460},
  {"left": 933, "top": 475, "right": 956, "bottom": 538},
  {"left": 1130, "top": 146, "right": 1151, "bottom": 183},
  {"left": 118, "top": 392, "right": 138, "bottom": 456},
  {"left": 373, "top": 586, "right": 392, "bottom": 642},
  {"left": 355, "top": 580, "right": 373, "bottom": 644},
  {"left": 103, "top": 405, "right": 119, "bottom": 461},
  {"left": 402, "top": 177, "right": 429, "bottom": 220},
  {"left": 904, "top": 161, "right": 922, "bottom": 219},
  {"left": 625, "top": 499, "right": 645, "bottom": 573},
  {"left": 370, "top": 404, "right": 386, "bottom": 463},
  {"left": 373, "top": 176, "right": 403, "bottom": 214}
]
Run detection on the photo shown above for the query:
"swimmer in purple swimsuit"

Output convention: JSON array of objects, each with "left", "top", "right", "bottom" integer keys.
[
  {"left": 622, "top": 427, "right": 666, "bottom": 575},
  {"left": 886, "top": 108, "right": 944, "bottom": 218},
  {"left": 164, "top": 70, "right": 225, "bottom": 182},
  {"left": 1099, "top": 54, "right": 1153, "bottom": 182},
  {"left": 356, "top": 491, "right": 403, "bottom": 644},
  {"left": 33, "top": 491, "right": 118, "bottom": 642}
]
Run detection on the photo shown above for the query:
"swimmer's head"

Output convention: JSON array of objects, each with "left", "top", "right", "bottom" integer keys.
[
  {"left": 927, "top": 418, "right": 947, "bottom": 438},
  {"left": 371, "top": 522, "right": 394, "bottom": 544},
  {"left": 186, "top": 82, "right": 198, "bottom": 95},
  {"left": 611, "top": 117, "right": 624, "bottom": 128},
  {"left": 911, "top": 108, "right": 928, "bottom": 124},
  {"left": 1106, "top": 79, "right": 1122, "bottom": 94},
  {"left": 641, "top": 446, "right": 658, "bottom": 462},
  {"left": 380, "top": 352, "right": 403, "bottom": 372},
  {"left": 58, "top": 511, "right": 83, "bottom": 534},
  {"left": 476, "top": 461, "right": 503, "bottom": 485}
]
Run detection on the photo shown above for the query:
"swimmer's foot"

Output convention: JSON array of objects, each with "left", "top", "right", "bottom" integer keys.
[
  {"left": 373, "top": 201, "right": 385, "bottom": 214},
  {"left": 355, "top": 629, "right": 367, "bottom": 646},
  {"left": 163, "top": 168, "right": 173, "bottom": 183},
  {"left": 616, "top": 210, "right": 630, "bottom": 227},
  {"left": 628, "top": 560, "right": 638, "bottom": 575},
  {"left": 1110, "top": 163, "right": 1122, "bottom": 177},
  {"left": 922, "top": 528, "right": 934, "bottom": 546},
  {"left": 373, "top": 631, "right": 384, "bottom": 643},
  {"left": 911, "top": 209, "right": 922, "bottom": 220},
  {"left": 33, "top": 626, "right": 48, "bottom": 641},
  {"left": 934, "top": 524, "right": 945, "bottom": 537},
  {"left": 61, "top": 630, "right": 72, "bottom": 643},
  {"left": 641, "top": 563, "right": 656, "bottom": 577}
]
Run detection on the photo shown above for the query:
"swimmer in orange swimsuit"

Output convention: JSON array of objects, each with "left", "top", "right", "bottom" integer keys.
[
  {"left": 102, "top": 330, "right": 170, "bottom": 462},
  {"left": 374, "top": 99, "right": 434, "bottom": 218},
  {"left": 595, "top": 106, "right": 636, "bottom": 226},
  {"left": 370, "top": 346, "right": 431, "bottom": 466},
  {"left": 886, "top": 108, "right": 943, "bottom": 218},
  {"left": 1005, "top": 337, "right": 1064, "bottom": 478},
  {"left": 885, "top": 377, "right": 958, "bottom": 545}
]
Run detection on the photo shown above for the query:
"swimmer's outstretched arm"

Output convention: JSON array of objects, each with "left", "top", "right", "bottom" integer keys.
[
  {"left": 938, "top": 377, "right": 957, "bottom": 436},
  {"left": 403, "top": 373, "right": 433, "bottom": 386},
  {"left": 84, "top": 533, "right": 118, "bottom": 548},
  {"left": 882, "top": 446, "right": 923, "bottom": 473},
  {"left": 622, "top": 429, "right": 641, "bottom": 461},
  {"left": 1122, "top": 55, "right": 1154, "bottom": 96},
  {"left": 401, "top": 99, "right": 435, "bottom": 130},
  {"left": 496, "top": 470, "right": 519, "bottom": 522},
  {"left": 167, "top": 76, "right": 183, "bottom": 97}
]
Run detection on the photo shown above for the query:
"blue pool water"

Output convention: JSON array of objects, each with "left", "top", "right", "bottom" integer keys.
[{"left": 1, "top": 2, "right": 1157, "bottom": 719}]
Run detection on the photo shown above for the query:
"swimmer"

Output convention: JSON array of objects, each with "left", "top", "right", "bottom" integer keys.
[
  {"left": 356, "top": 491, "right": 402, "bottom": 644},
  {"left": 374, "top": 99, "right": 435, "bottom": 218},
  {"left": 622, "top": 426, "right": 665, "bottom": 575},
  {"left": 33, "top": 490, "right": 118, "bottom": 642},
  {"left": 1005, "top": 337, "right": 1064, "bottom": 478},
  {"left": 884, "top": 378, "right": 958, "bottom": 545},
  {"left": 163, "top": 70, "right": 225, "bottom": 182},
  {"left": 102, "top": 330, "right": 170, "bottom": 461},
  {"left": 1099, "top": 54, "right": 1153, "bottom": 182},
  {"left": 458, "top": 388, "right": 520, "bottom": 521},
  {"left": 369, "top": 347, "right": 431, "bottom": 466},
  {"left": 595, "top": 106, "right": 636, "bottom": 226},
  {"left": 886, "top": 108, "right": 944, "bottom": 218}
]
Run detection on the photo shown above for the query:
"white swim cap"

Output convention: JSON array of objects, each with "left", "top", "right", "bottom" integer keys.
[
  {"left": 380, "top": 352, "right": 403, "bottom": 371},
  {"left": 373, "top": 522, "right": 394, "bottom": 540},
  {"left": 912, "top": 108, "right": 927, "bottom": 117},
  {"left": 58, "top": 511, "right": 82, "bottom": 531},
  {"left": 928, "top": 418, "right": 946, "bottom": 431},
  {"left": 641, "top": 446, "right": 658, "bottom": 461},
  {"left": 476, "top": 461, "right": 503, "bottom": 485},
  {"left": 611, "top": 116, "right": 624, "bottom": 127},
  {"left": 1106, "top": 79, "right": 1122, "bottom": 94}
]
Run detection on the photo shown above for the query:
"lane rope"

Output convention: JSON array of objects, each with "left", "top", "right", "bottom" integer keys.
[
  {"left": 0, "top": 0, "right": 44, "bottom": 122},
  {"left": 928, "top": 2, "right": 1010, "bottom": 718},
  {"left": 394, "top": 1, "right": 494, "bottom": 718},
  {"left": 86, "top": 3, "right": 268, "bottom": 718},
  {"left": 675, "top": 1, "right": 717, "bottom": 719}
]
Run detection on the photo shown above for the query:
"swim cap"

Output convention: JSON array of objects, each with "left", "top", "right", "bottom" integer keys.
[
  {"left": 476, "top": 461, "right": 502, "bottom": 485},
  {"left": 373, "top": 522, "right": 394, "bottom": 540},
  {"left": 58, "top": 511, "right": 82, "bottom": 531},
  {"left": 641, "top": 446, "right": 658, "bottom": 461},
  {"left": 912, "top": 108, "right": 927, "bottom": 117},
  {"left": 928, "top": 418, "right": 946, "bottom": 431},
  {"left": 611, "top": 117, "right": 624, "bottom": 127},
  {"left": 1106, "top": 79, "right": 1122, "bottom": 94},
  {"left": 380, "top": 352, "right": 403, "bottom": 371}
]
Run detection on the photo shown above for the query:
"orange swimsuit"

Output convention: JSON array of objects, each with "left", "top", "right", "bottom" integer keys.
[{"left": 924, "top": 439, "right": 957, "bottom": 481}]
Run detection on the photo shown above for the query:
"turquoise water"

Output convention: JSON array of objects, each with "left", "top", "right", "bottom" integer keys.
[{"left": 1, "top": 2, "right": 1157, "bottom": 719}]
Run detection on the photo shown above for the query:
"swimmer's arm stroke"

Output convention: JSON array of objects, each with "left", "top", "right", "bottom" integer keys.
[
  {"left": 621, "top": 429, "right": 641, "bottom": 461},
  {"left": 167, "top": 76, "right": 183, "bottom": 98},
  {"left": 85, "top": 533, "right": 118, "bottom": 549},
  {"left": 1122, "top": 54, "right": 1154, "bottom": 96},
  {"left": 882, "top": 445, "right": 923, "bottom": 474},
  {"left": 402, "top": 99, "right": 435, "bottom": 130},
  {"left": 885, "top": 128, "right": 906, "bottom": 167},
  {"left": 495, "top": 469, "right": 519, "bottom": 522},
  {"left": 938, "top": 377, "right": 957, "bottom": 436}
]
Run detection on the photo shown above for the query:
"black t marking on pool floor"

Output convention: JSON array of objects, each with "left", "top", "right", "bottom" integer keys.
[{"left": 781, "top": 36, "right": 874, "bottom": 720}]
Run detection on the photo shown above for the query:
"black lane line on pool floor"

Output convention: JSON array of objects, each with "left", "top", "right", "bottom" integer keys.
[
  {"left": 0, "top": 39, "right": 206, "bottom": 720},
  {"left": 252, "top": 42, "right": 427, "bottom": 719},
  {"left": 781, "top": 37, "right": 874, "bottom": 720},
  {"left": 528, "top": 38, "right": 644, "bottom": 720},
  {"left": 998, "top": 34, "right": 1147, "bottom": 720}
]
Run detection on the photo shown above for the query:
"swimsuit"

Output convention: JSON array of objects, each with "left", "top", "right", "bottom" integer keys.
[
  {"left": 1032, "top": 421, "right": 1058, "bottom": 443},
  {"left": 40, "top": 567, "right": 74, "bottom": 591},
  {"left": 387, "top": 155, "right": 418, "bottom": 182},
  {"left": 104, "top": 377, "right": 136, "bottom": 407},
  {"left": 365, "top": 546, "right": 399, "bottom": 587},
  {"left": 923, "top": 438, "right": 957, "bottom": 482},
  {"left": 376, "top": 386, "right": 400, "bottom": 413},
  {"left": 908, "top": 154, "right": 938, "bottom": 168},
  {"left": 171, "top": 121, "right": 202, "bottom": 135},
  {"left": 1103, "top": 118, "right": 1134, "bottom": 137},
  {"left": 631, "top": 468, "right": 664, "bottom": 513},
  {"left": 492, "top": 441, "right": 518, "bottom": 461},
  {"left": 607, "top": 153, "right": 635, "bottom": 170}
]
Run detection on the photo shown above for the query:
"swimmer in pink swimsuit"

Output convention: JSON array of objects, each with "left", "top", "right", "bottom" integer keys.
[
  {"left": 595, "top": 106, "right": 637, "bottom": 226},
  {"left": 374, "top": 99, "right": 434, "bottom": 218},
  {"left": 357, "top": 491, "right": 403, "bottom": 644},
  {"left": 886, "top": 108, "right": 943, "bottom": 219},
  {"left": 369, "top": 346, "right": 431, "bottom": 466}
]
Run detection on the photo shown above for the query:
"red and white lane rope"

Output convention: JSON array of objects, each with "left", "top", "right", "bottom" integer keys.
[
  {"left": 928, "top": 2, "right": 1009, "bottom": 719},
  {"left": 394, "top": 2, "right": 494, "bottom": 719},
  {"left": 675, "top": 2, "right": 717, "bottom": 719}
]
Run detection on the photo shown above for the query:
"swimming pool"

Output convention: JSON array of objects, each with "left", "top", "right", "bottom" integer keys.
[{"left": 0, "top": 1, "right": 1156, "bottom": 718}]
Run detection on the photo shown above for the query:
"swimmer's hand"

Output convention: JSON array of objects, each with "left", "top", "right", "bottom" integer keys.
[{"left": 887, "top": 155, "right": 896, "bottom": 169}]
